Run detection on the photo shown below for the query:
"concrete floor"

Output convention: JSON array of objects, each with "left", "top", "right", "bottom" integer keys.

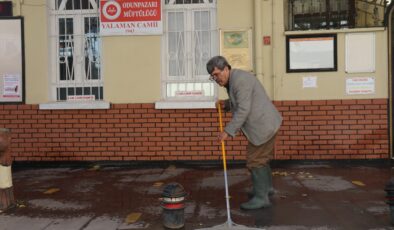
[{"left": 1, "top": 162, "right": 394, "bottom": 230}]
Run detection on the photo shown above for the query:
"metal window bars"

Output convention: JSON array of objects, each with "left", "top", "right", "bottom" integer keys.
[
  {"left": 288, "top": 0, "right": 387, "bottom": 31},
  {"left": 163, "top": 0, "right": 217, "bottom": 100},
  {"left": 51, "top": 0, "right": 102, "bottom": 101}
]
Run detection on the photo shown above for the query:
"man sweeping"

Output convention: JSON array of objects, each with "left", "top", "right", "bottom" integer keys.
[{"left": 206, "top": 56, "right": 282, "bottom": 210}]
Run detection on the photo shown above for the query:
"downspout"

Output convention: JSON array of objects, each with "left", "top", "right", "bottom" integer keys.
[
  {"left": 271, "top": 0, "right": 276, "bottom": 100},
  {"left": 388, "top": 7, "right": 393, "bottom": 159},
  {"left": 254, "top": 0, "right": 263, "bottom": 83}
]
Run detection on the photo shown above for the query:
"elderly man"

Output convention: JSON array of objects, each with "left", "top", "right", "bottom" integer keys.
[{"left": 206, "top": 56, "right": 282, "bottom": 210}]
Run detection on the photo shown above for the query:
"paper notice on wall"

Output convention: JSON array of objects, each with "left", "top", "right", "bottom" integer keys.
[
  {"left": 175, "top": 90, "right": 204, "bottom": 97},
  {"left": 346, "top": 77, "right": 375, "bottom": 95},
  {"left": 303, "top": 76, "right": 317, "bottom": 88},
  {"left": 67, "top": 95, "right": 95, "bottom": 101},
  {"left": 3, "top": 74, "right": 21, "bottom": 98}
]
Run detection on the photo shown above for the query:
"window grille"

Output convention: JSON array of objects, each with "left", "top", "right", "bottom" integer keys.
[
  {"left": 162, "top": 0, "right": 218, "bottom": 101},
  {"left": 49, "top": 0, "right": 102, "bottom": 101},
  {"left": 287, "top": 0, "right": 387, "bottom": 31}
]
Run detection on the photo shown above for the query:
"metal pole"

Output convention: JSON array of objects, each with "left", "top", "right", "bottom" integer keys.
[{"left": 217, "top": 102, "right": 233, "bottom": 227}]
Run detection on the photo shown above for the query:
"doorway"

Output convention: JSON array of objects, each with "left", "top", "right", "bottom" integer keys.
[{"left": 389, "top": 2, "right": 394, "bottom": 158}]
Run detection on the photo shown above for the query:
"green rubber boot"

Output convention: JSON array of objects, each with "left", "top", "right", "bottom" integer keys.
[
  {"left": 241, "top": 166, "right": 271, "bottom": 210},
  {"left": 247, "top": 165, "right": 274, "bottom": 197},
  {"left": 267, "top": 165, "right": 275, "bottom": 196}
]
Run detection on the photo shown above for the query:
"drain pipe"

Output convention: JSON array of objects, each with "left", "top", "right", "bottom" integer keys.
[
  {"left": 271, "top": 0, "right": 276, "bottom": 100},
  {"left": 0, "top": 128, "right": 15, "bottom": 213},
  {"left": 254, "top": 0, "right": 264, "bottom": 83}
]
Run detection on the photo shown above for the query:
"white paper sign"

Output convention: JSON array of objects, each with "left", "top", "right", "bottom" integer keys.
[
  {"left": 346, "top": 77, "right": 375, "bottom": 95},
  {"left": 175, "top": 90, "right": 204, "bottom": 97},
  {"left": 303, "top": 76, "right": 317, "bottom": 88},
  {"left": 3, "top": 74, "right": 21, "bottom": 98}
]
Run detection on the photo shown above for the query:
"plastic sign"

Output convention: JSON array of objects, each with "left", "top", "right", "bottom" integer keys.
[
  {"left": 100, "top": 0, "right": 162, "bottom": 36},
  {"left": 346, "top": 77, "right": 375, "bottom": 95}
]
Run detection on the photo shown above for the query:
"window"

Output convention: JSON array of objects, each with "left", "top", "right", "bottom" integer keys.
[
  {"left": 49, "top": 0, "right": 102, "bottom": 101},
  {"left": 286, "top": 0, "right": 387, "bottom": 31},
  {"left": 161, "top": 0, "right": 218, "bottom": 101}
]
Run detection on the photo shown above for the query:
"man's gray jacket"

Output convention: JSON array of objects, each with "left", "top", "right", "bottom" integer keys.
[{"left": 224, "top": 69, "right": 282, "bottom": 146}]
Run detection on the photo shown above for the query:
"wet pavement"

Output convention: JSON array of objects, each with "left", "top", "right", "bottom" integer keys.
[{"left": 1, "top": 162, "right": 394, "bottom": 230}]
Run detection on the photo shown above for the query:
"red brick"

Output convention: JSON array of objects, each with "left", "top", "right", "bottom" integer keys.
[
  {"left": 312, "top": 120, "right": 327, "bottom": 125},
  {"left": 282, "top": 101, "right": 297, "bottom": 106},
  {"left": 276, "top": 106, "right": 289, "bottom": 111},
  {"left": 326, "top": 112, "right": 341, "bottom": 118},
  {"left": 290, "top": 106, "right": 305, "bottom": 111},
  {"left": 297, "top": 101, "right": 312, "bottom": 106},
  {"left": 372, "top": 99, "right": 387, "bottom": 104},
  {"left": 297, "top": 111, "right": 311, "bottom": 116},
  {"left": 328, "top": 130, "right": 343, "bottom": 135},
  {"left": 305, "top": 106, "right": 319, "bottom": 111}
]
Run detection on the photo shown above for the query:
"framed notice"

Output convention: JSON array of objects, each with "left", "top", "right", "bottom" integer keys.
[
  {"left": 0, "top": 17, "right": 25, "bottom": 104},
  {"left": 286, "top": 34, "right": 337, "bottom": 73},
  {"left": 220, "top": 29, "right": 253, "bottom": 72}
]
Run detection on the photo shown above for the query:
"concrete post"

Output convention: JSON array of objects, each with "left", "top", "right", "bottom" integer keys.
[{"left": 0, "top": 128, "right": 15, "bottom": 212}]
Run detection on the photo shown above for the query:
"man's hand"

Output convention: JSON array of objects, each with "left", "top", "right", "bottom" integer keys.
[
  {"left": 216, "top": 100, "right": 231, "bottom": 112},
  {"left": 217, "top": 131, "right": 229, "bottom": 143}
]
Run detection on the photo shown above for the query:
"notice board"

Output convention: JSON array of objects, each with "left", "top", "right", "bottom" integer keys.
[
  {"left": 345, "top": 32, "right": 375, "bottom": 73},
  {"left": 286, "top": 34, "right": 337, "bottom": 72},
  {"left": 0, "top": 17, "right": 24, "bottom": 103}
]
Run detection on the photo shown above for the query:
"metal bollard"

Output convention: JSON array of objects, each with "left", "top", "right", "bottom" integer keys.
[
  {"left": 0, "top": 128, "right": 15, "bottom": 212},
  {"left": 161, "top": 182, "right": 187, "bottom": 229},
  {"left": 385, "top": 177, "right": 394, "bottom": 225}
]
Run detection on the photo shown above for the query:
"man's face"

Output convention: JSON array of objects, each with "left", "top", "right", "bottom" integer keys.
[{"left": 209, "top": 66, "right": 229, "bottom": 87}]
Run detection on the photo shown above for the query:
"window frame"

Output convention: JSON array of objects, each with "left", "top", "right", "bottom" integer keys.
[
  {"left": 287, "top": 0, "right": 354, "bottom": 31},
  {"left": 48, "top": 0, "right": 103, "bottom": 102},
  {"left": 286, "top": 0, "right": 388, "bottom": 31},
  {"left": 160, "top": 0, "right": 218, "bottom": 102}
]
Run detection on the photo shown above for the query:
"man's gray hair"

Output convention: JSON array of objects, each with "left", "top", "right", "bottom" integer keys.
[{"left": 206, "top": 56, "right": 231, "bottom": 75}]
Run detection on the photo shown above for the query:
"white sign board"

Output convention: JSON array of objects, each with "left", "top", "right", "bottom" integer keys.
[
  {"left": 0, "top": 18, "right": 24, "bottom": 103},
  {"left": 345, "top": 33, "right": 375, "bottom": 73},
  {"left": 100, "top": 0, "right": 162, "bottom": 36},
  {"left": 346, "top": 77, "right": 375, "bottom": 95}
]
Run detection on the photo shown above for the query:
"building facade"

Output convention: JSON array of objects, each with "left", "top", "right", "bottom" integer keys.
[{"left": 0, "top": 0, "right": 392, "bottom": 162}]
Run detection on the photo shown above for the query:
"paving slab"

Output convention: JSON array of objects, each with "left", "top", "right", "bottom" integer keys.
[{"left": 0, "top": 163, "right": 393, "bottom": 229}]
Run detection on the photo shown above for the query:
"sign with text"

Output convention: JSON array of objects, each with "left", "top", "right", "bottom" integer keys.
[
  {"left": 175, "top": 90, "right": 204, "bottom": 97},
  {"left": 3, "top": 74, "right": 21, "bottom": 98},
  {"left": 303, "top": 76, "right": 317, "bottom": 88},
  {"left": 346, "top": 77, "right": 375, "bottom": 95},
  {"left": 100, "top": 0, "right": 162, "bottom": 36},
  {"left": 0, "top": 17, "right": 24, "bottom": 104},
  {"left": 220, "top": 29, "right": 253, "bottom": 72}
]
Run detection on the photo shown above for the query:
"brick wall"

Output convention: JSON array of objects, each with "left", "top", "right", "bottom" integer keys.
[
  {"left": 275, "top": 99, "right": 389, "bottom": 160},
  {"left": 0, "top": 98, "right": 389, "bottom": 162}
]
